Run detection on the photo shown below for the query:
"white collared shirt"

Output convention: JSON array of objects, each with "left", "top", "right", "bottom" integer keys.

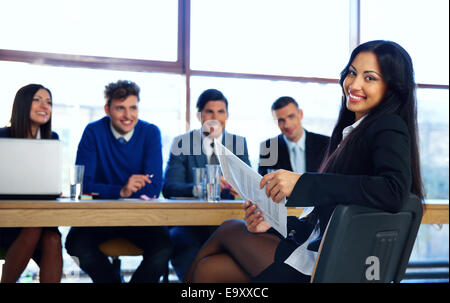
[
  {"left": 201, "top": 129, "right": 223, "bottom": 164},
  {"left": 110, "top": 122, "right": 134, "bottom": 142},
  {"left": 283, "top": 130, "right": 306, "bottom": 174},
  {"left": 342, "top": 115, "right": 366, "bottom": 141}
]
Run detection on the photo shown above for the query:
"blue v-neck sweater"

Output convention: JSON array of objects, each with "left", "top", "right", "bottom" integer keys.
[{"left": 76, "top": 116, "right": 163, "bottom": 199}]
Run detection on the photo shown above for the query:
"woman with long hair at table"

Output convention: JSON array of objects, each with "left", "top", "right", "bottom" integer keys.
[
  {"left": 0, "top": 84, "right": 62, "bottom": 283},
  {"left": 184, "top": 40, "right": 424, "bottom": 283}
]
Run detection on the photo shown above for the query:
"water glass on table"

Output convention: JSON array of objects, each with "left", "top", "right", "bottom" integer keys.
[
  {"left": 70, "top": 165, "right": 84, "bottom": 200},
  {"left": 193, "top": 167, "right": 206, "bottom": 199},
  {"left": 205, "top": 164, "right": 221, "bottom": 202}
]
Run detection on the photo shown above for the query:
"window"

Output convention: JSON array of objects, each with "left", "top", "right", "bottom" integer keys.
[
  {"left": 360, "top": 0, "right": 449, "bottom": 85},
  {"left": 417, "top": 88, "right": 449, "bottom": 199},
  {"left": 0, "top": 0, "right": 179, "bottom": 61},
  {"left": 191, "top": 0, "right": 350, "bottom": 78}
]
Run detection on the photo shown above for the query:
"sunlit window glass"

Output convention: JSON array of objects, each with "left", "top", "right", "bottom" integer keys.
[
  {"left": 417, "top": 88, "right": 449, "bottom": 200},
  {"left": 191, "top": 0, "right": 350, "bottom": 78},
  {"left": 0, "top": 0, "right": 178, "bottom": 61},
  {"left": 360, "top": 0, "right": 449, "bottom": 85}
]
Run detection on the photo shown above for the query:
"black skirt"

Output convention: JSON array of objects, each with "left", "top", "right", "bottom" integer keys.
[{"left": 251, "top": 232, "right": 311, "bottom": 283}]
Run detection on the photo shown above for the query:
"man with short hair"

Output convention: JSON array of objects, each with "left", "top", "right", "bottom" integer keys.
[
  {"left": 258, "top": 96, "right": 329, "bottom": 176},
  {"left": 65, "top": 80, "right": 172, "bottom": 283},
  {"left": 163, "top": 88, "right": 250, "bottom": 281}
]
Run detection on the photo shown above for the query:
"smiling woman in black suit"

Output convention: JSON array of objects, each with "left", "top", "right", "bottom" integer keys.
[
  {"left": 0, "top": 84, "right": 62, "bottom": 283},
  {"left": 184, "top": 40, "right": 424, "bottom": 283}
]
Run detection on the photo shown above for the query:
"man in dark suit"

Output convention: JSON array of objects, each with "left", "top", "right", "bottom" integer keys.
[
  {"left": 258, "top": 96, "right": 329, "bottom": 176},
  {"left": 163, "top": 88, "right": 250, "bottom": 281}
]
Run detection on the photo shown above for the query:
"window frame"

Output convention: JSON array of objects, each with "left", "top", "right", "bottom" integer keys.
[{"left": 0, "top": 0, "right": 447, "bottom": 126}]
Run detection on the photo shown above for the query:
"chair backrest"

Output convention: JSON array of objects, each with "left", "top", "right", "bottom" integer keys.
[{"left": 311, "top": 194, "right": 423, "bottom": 283}]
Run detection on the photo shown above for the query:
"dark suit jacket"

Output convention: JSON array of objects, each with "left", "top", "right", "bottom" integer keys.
[
  {"left": 284, "top": 115, "right": 413, "bottom": 252},
  {"left": 258, "top": 130, "right": 329, "bottom": 176},
  {"left": 162, "top": 130, "right": 250, "bottom": 199}
]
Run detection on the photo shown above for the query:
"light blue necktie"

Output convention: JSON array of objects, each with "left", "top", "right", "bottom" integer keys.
[
  {"left": 292, "top": 145, "right": 303, "bottom": 173},
  {"left": 118, "top": 137, "right": 126, "bottom": 144}
]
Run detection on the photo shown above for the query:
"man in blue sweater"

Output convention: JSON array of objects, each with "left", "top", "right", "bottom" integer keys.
[{"left": 65, "top": 80, "right": 172, "bottom": 283}]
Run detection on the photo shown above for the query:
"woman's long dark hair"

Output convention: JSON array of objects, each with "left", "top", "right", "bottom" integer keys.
[
  {"left": 10, "top": 84, "right": 53, "bottom": 139},
  {"left": 319, "top": 40, "right": 424, "bottom": 200}
]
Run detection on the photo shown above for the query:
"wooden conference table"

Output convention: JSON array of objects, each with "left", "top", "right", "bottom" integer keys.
[{"left": 0, "top": 198, "right": 448, "bottom": 228}]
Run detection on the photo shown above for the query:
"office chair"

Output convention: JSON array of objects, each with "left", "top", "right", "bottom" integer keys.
[
  {"left": 99, "top": 238, "right": 170, "bottom": 282},
  {"left": 311, "top": 194, "right": 423, "bottom": 283}
]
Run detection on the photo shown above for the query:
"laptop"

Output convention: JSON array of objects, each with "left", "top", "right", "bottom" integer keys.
[{"left": 0, "top": 138, "right": 62, "bottom": 200}]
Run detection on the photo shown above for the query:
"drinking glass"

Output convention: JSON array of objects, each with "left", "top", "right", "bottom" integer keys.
[
  {"left": 193, "top": 167, "right": 206, "bottom": 199},
  {"left": 205, "top": 164, "right": 221, "bottom": 202},
  {"left": 70, "top": 165, "right": 84, "bottom": 200}
]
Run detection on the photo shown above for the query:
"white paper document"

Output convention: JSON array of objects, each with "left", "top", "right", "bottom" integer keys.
[{"left": 214, "top": 140, "right": 287, "bottom": 237}]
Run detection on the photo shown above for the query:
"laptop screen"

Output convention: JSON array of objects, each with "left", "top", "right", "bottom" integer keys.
[{"left": 0, "top": 138, "right": 62, "bottom": 199}]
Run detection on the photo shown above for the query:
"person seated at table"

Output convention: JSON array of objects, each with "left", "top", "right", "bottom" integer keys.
[
  {"left": 184, "top": 40, "right": 424, "bottom": 283},
  {"left": 0, "top": 84, "right": 62, "bottom": 283},
  {"left": 162, "top": 88, "right": 250, "bottom": 281},
  {"left": 65, "top": 80, "right": 172, "bottom": 283},
  {"left": 258, "top": 96, "right": 329, "bottom": 176}
]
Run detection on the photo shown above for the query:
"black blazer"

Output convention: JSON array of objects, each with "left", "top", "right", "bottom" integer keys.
[
  {"left": 258, "top": 130, "right": 329, "bottom": 176},
  {"left": 285, "top": 115, "right": 413, "bottom": 251}
]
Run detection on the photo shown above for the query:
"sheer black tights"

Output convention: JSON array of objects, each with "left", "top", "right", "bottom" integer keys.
[{"left": 184, "top": 219, "right": 281, "bottom": 283}]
